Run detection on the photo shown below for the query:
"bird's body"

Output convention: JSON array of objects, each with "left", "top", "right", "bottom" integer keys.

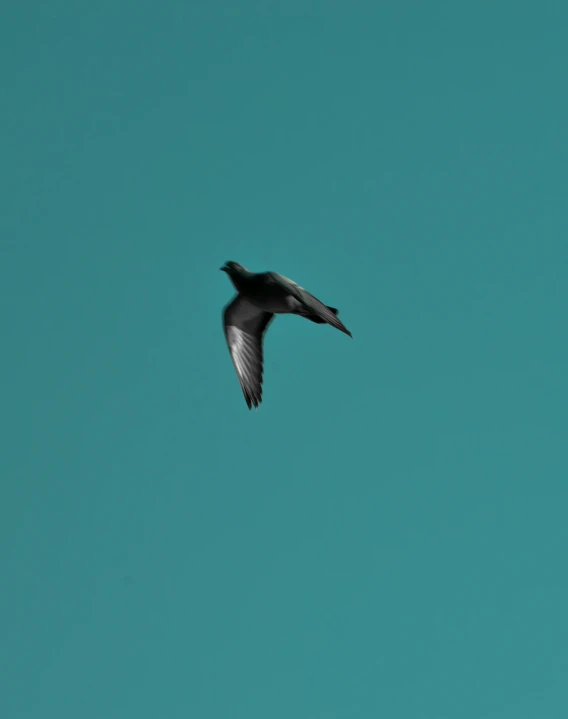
[
  {"left": 220, "top": 261, "right": 352, "bottom": 409},
  {"left": 230, "top": 273, "right": 293, "bottom": 313}
]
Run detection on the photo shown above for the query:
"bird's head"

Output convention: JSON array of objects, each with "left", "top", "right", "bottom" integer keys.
[{"left": 220, "top": 261, "right": 246, "bottom": 276}]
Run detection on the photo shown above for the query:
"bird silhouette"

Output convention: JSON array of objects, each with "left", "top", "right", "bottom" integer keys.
[{"left": 220, "top": 261, "right": 352, "bottom": 409}]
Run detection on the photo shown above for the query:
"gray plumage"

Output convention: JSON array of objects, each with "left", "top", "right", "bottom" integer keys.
[{"left": 220, "top": 261, "right": 352, "bottom": 409}]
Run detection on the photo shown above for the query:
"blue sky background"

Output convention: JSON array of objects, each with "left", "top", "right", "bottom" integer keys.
[{"left": 2, "top": 2, "right": 568, "bottom": 717}]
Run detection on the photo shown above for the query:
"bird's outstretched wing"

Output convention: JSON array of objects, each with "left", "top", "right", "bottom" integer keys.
[
  {"left": 268, "top": 272, "right": 352, "bottom": 337},
  {"left": 223, "top": 295, "right": 274, "bottom": 409}
]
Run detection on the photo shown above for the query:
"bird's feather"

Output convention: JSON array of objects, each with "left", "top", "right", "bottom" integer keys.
[
  {"left": 267, "top": 273, "right": 352, "bottom": 337},
  {"left": 223, "top": 295, "right": 274, "bottom": 409}
]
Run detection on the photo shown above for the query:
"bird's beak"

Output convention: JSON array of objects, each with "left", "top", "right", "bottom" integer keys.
[{"left": 220, "top": 265, "right": 228, "bottom": 272}]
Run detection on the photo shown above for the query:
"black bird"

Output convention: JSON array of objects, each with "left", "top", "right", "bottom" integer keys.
[{"left": 220, "top": 261, "right": 352, "bottom": 409}]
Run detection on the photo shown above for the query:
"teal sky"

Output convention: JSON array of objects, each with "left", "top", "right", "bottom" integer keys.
[{"left": 2, "top": 2, "right": 568, "bottom": 717}]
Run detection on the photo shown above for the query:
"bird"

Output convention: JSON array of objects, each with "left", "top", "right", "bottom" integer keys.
[{"left": 220, "top": 261, "right": 352, "bottom": 409}]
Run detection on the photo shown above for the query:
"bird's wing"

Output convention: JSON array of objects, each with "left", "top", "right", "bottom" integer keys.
[
  {"left": 223, "top": 294, "right": 274, "bottom": 409},
  {"left": 268, "top": 272, "right": 352, "bottom": 337}
]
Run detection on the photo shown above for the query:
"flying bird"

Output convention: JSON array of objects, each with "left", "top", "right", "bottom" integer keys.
[{"left": 220, "top": 261, "right": 352, "bottom": 409}]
